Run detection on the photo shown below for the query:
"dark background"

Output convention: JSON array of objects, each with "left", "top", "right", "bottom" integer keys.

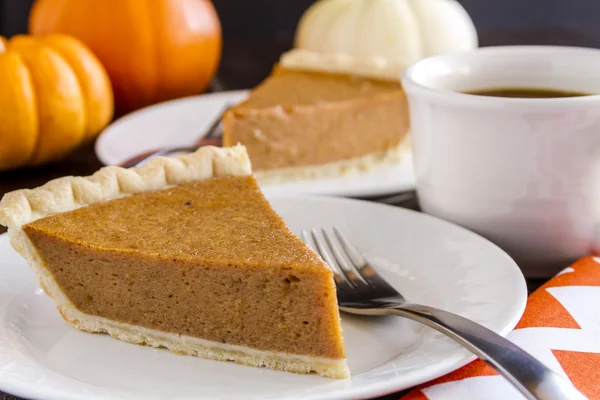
[{"left": 2, "top": 0, "right": 600, "bottom": 90}]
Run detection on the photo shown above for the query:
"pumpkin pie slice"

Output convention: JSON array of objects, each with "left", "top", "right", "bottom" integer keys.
[
  {"left": 223, "top": 49, "right": 411, "bottom": 182},
  {"left": 0, "top": 146, "right": 348, "bottom": 378}
]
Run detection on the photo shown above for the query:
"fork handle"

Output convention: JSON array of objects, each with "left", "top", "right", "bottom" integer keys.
[{"left": 388, "top": 304, "right": 586, "bottom": 400}]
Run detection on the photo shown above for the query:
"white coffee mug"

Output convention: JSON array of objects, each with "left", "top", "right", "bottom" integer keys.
[{"left": 401, "top": 46, "right": 600, "bottom": 277}]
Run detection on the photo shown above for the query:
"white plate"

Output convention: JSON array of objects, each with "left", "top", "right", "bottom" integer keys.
[
  {"left": 0, "top": 196, "right": 526, "bottom": 400},
  {"left": 95, "top": 91, "right": 416, "bottom": 198}
]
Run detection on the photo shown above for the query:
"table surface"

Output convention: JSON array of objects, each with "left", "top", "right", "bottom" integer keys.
[{"left": 0, "top": 26, "right": 581, "bottom": 400}]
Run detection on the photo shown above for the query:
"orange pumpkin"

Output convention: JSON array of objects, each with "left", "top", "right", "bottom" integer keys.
[
  {"left": 30, "top": 0, "right": 222, "bottom": 115},
  {"left": 0, "top": 34, "right": 113, "bottom": 170}
]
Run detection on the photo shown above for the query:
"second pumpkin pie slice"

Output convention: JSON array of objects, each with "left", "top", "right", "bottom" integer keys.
[{"left": 223, "top": 49, "right": 411, "bottom": 182}]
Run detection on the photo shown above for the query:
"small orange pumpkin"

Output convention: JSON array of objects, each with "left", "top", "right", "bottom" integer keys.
[
  {"left": 0, "top": 34, "right": 113, "bottom": 170},
  {"left": 30, "top": 0, "right": 222, "bottom": 115}
]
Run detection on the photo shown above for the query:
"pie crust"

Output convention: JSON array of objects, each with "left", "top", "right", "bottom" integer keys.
[{"left": 255, "top": 137, "right": 410, "bottom": 184}]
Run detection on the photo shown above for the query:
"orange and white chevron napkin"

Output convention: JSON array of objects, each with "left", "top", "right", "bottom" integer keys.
[{"left": 400, "top": 257, "right": 600, "bottom": 400}]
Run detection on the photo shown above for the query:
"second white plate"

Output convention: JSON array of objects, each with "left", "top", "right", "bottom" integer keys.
[
  {"left": 0, "top": 195, "right": 526, "bottom": 400},
  {"left": 95, "top": 91, "right": 416, "bottom": 198}
]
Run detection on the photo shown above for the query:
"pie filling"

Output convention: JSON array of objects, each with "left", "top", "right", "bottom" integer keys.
[
  {"left": 19, "top": 175, "right": 347, "bottom": 377},
  {"left": 223, "top": 67, "right": 410, "bottom": 173}
]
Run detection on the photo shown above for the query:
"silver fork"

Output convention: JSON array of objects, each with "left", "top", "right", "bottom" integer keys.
[{"left": 302, "top": 227, "right": 585, "bottom": 400}]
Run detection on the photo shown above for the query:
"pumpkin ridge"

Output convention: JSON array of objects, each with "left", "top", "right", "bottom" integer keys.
[
  {"left": 15, "top": 53, "right": 39, "bottom": 167},
  {"left": 41, "top": 40, "right": 89, "bottom": 141}
]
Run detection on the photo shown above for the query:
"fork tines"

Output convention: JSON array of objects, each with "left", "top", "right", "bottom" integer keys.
[{"left": 302, "top": 226, "right": 371, "bottom": 289}]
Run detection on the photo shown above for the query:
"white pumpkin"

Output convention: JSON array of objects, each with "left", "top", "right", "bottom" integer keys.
[{"left": 295, "top": 0, "right": 478, "bottom": 66}]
